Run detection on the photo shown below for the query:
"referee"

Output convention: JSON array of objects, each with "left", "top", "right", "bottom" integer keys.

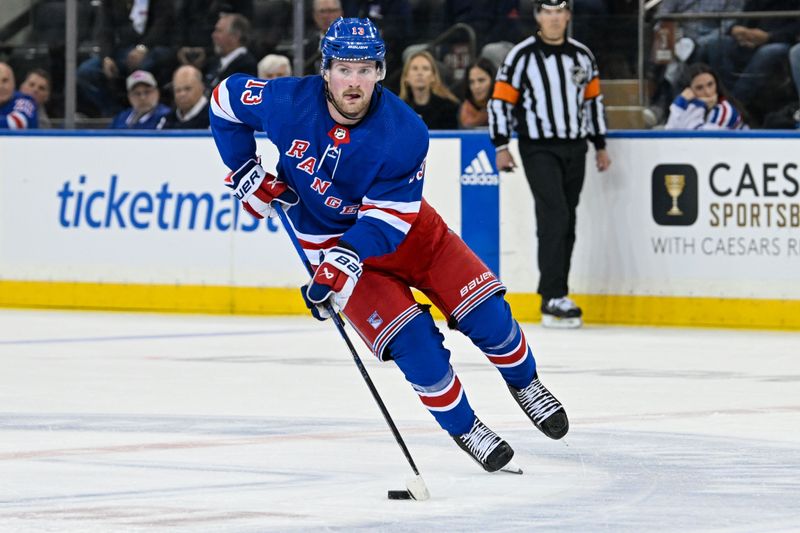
[{"left": 488, "top": 0, "right": 611, "bottom": 329}]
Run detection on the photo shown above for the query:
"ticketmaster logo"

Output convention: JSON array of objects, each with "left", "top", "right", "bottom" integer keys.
[
  {"left": 461, "top": 150, "right": 499, "bottom": 185},
  {"left": 56, "top": 174, "right": 278, "bottom": 232}
]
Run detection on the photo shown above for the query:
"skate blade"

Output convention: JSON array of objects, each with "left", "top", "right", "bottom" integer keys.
[
  {"left": 499, "top": 460, "right": 523, "bottom": 475},
  {"left": 541, "top": 315, "right": 582, "bottom": 329}
]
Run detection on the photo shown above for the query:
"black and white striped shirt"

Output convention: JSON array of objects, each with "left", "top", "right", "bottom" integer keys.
[{"left": 488, "top": 35, "right": 607, "bottom": 149}]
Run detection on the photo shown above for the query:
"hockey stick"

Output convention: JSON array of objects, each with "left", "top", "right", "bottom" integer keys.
[{"left": 274, "top": 206, "right": 430, "bottom": 501}]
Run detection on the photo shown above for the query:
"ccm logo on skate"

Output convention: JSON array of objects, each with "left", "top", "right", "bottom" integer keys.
[{"left": 459, "top": 271, "right": 493, "bottom": 297}]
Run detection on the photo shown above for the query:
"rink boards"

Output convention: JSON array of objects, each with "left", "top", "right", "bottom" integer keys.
[{"left": 1, "top": 130, "right": 799, "bottom": 329}]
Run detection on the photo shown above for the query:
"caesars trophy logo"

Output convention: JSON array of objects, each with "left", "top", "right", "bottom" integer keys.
[
  {"left": 665, "top": 174, "right": 685, "bottom": 215},
  {"left": 651, "top": 164, "right": 698, "bottom": 225}
]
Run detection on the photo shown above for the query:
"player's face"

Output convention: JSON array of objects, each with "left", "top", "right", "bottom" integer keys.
[
  {"left": 468, "top": 66, "right": 492, "bottom": 103},
  {"left": 535, "top": 7, "right": 570, "bottom": 43},
  {"left": 20, "top": 73, "right": 50, "bottom": 106},
  {"left": 128, "top": 83, "right": 159, "bottom": 113},
  {"left": 0, "top": 64, "right": 15, "bottom": 105},
  {"left": 325, "top": 60, "right": 379, "bottom": 123}
]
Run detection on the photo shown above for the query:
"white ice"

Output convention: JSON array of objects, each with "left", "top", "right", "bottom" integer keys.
[{"left": 0, "top": 309, "right": 798, "bottom": 532}]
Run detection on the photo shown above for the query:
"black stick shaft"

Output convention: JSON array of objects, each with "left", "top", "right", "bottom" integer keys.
[{"left": 275, "top": 206, "right": 421, "bottom": 476}]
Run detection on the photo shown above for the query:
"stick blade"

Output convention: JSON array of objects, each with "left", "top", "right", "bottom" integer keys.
[{"left": 406, "top": 475, "right": 430, "bottom": 501}]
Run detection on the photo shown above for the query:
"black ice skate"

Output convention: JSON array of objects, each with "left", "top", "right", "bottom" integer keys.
[
  {"left": 541, "top": 296, "right": 582, "bottom": 329},
  {"left": 453, "top": 417, "right": 519, "bottom": 473},
  {"left": 508, "top": 374, "right": 569, "bottom": 440}
]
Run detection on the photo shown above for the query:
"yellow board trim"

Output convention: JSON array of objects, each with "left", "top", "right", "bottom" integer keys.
[
  {"left": 1, "top": 280, "right": 798, "bottom": 330},
  {"left": 0, "top": 280, "right": 307, "bottom": 315}
]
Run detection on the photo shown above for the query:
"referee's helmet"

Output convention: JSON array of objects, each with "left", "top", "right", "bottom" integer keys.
[{"left": 535, "top": 0, "right": 570, "bottom": 9}]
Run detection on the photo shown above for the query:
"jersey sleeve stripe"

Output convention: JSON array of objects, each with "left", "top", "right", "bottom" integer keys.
[
  {"left": 492, "top": 81, "right": 520, "bottom": 105},
  {"left": 210, "top": 80, "right": 242, "bottom": 124},
  {"left": 358, "top": 205, "right": 418, "bottom": 224},
  {"left": 361, "top": 197, "right": 421, "bottom": 213},
  {"left": 358, "top": 208, "right": 414, "bottom": 234},
  {"left": 297, "top": 234, "right": 341, "bottom": 250}
]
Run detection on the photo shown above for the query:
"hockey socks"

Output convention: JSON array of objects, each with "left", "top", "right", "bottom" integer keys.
[
  {"left": 458, "top": 293, "right": 536, "bottom": 389},
  {"left": 387, "top": 313, "right": 475, "bottom": 436}
]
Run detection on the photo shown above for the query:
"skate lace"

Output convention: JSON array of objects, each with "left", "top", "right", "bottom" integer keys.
[
  {"left": 459, "top": 420, "right": 501, "bottom": 463},
  {"left": 517, "top": 378, "right": 561, "bottom": 424}
]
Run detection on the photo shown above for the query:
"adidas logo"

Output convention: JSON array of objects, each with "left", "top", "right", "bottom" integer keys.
[{"left": 461, "top": 150, "right": 499, "bottom": 185}]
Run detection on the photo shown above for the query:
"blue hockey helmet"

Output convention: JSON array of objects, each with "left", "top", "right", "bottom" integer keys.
[{"left": 320, "top": 17, "right": 386, "bottom": 74}]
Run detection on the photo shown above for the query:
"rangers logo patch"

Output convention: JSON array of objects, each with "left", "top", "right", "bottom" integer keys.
[{"left": 367, "top": 311, "right": 383, "bottom": 329}]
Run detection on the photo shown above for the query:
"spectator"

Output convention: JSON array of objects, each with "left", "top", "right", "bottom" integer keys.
[
  {"left": 657, "top": 0, "right": 744, "bottom": 55},
  {"left": 158, "top": 66, "right": 210, "bottom": 129},
  {"left": 705, "top": 0, "right": 800, "bottom": 125},
  {"left": 110, "top": 70, "right": 170, "bottom": 129},
  {"left": 76, "top": 0, "right": 175, "bottom": 117},
  {"left": 459, "top": 58, "right": 495, "bottom": 128},
  {"left": 665, "top": 63, "right": 747, "bottom": 130},
  {"left": 19, "top": 69, "right": 52, "bottom": 128},
  {"left": 399, "top": 50, "right": 460, "bottom": 130},
  {"left": 648, "top": 0, "right": 745, "bottom": 125},
  {"left": 176, "top": 1, "right": 253, "bottom": 70},
  {"left": 0, "top": 62, "right": 38, "bottom": 129},
  {"left": 257, "top": 54, "right": 292, "bottom": 79},
  {"left": 304, "top": 0, "right": 344, "bottom": 75},
  {"left": 204, "top": 13, "right": 259, "bottom": 91}
]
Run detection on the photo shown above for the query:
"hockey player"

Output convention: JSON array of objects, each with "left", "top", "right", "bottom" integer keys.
[
  {"left": 209, "top": 17, "right": 569, "bottom": 473},
  {"left": 0, "top": 62, "right": 38, "bottom": 129}
]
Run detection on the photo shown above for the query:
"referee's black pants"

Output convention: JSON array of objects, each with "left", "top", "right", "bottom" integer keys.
[{"left": 518, "top": 138, "right": 588, "bottom": 302}]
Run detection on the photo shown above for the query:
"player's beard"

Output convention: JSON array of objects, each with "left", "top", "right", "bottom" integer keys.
[{"left": 332, "top": 89, "right": 370, "bottom": 121}]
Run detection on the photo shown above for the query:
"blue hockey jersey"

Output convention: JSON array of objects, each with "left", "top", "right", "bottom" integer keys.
[
  {"left": 209, "top": 75, "right": 429, "bottom": 263},
  {"left": 0, "top": 92, "right": 38, "bottom": 129}
]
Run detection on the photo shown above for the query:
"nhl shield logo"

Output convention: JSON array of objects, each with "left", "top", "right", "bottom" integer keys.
[
  {"left": 570, "top": 65, "right": 589, "bottom": 87},
  {"left": 328, "top": 125, "right": 351, "bottom": 147}
]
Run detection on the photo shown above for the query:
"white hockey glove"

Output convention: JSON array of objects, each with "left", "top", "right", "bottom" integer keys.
[
  {"left": 223, "top": 158, "right": 298, "bottom": 219},
  {"left": 302, "top": 246, "right": 362, "bottom": 320}
]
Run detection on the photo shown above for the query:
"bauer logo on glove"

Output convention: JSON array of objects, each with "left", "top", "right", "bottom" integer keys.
[{"left": 223, "top": 158, "right": 298, "bottom": 219}]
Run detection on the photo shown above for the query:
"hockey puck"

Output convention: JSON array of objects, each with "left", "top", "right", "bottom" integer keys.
[{"left": 387, "top": 490, "right": 413, "bottom": 500}]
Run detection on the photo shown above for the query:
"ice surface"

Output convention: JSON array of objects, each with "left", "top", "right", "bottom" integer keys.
[{"left": 0, "top": 310, "right": 798, "bottom": 532}]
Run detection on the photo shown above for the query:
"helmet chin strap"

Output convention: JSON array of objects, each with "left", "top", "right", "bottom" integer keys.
[
  {"left": 324, "top": 81, "right": 365, "bottom": 122},
  {"left": 323, "top": 78, "right": 383, "bottom": 125}
]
